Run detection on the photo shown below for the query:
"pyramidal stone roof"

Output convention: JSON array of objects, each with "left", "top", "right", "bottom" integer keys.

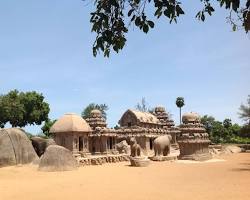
[{"left": 50, "top": 113, "right": 92, "bottom": 133}]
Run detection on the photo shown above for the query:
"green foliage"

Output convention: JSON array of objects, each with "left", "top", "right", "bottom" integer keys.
[
  {"left": 176, "top": 97, "right": 185, "bottom": 108},
  {"left": 0, "top": 90, "right": 50, "bottom": 128},
  {"left": 238, "top": 95, "right": 250, "bottom": 125},
  {"left": 81, "top": 103, "right": 109, "bottom": 119},
  {"left": 135, "top": 97, "right": 153, "bottom": 113},
  {"left": 114, "top": 124, "right": 120, "bottom": 129},
  {"left": 227, "top": 135, "right": 250, "bottom": 144},
  {"left": 89, "top": 0, "right": 250, "bottom": 57},
  {"left": 0, "top": 90, "right": 25, "bottom": 127},
  {"left": 200, "top": 115, "right": 249, "bottom": 144},
  {"left": 239, "top": 124, "right": 250, "bottom": 137},
  {"left": 41, "top": 119, "right": 57, "bottom": 138},
  {"left": 200, "top": 115, "right": 215, "bottom": 134},
  {"left": 223, "top": 118, "right": 232, "bottom": 129},
  {"left": 176, "top": 96, "right": 185, "bottom": 124}
]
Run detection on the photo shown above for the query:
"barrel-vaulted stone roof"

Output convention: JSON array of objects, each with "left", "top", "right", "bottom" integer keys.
[
  {"left": 50, "top": 113, "right": 92, "bottom": 133},
  {"left": 119, "top": 109, "right": 160, "bottom": 125}
]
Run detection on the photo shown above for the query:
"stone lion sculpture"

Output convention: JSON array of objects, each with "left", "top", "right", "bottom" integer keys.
[
  {"left": 153, "top": 135, "right": 172, "bottom": 157},
  {"left": 129, "top": 137, "right": 150, "bottom": 167},
  {"left": 130, "top": 137, "right": 141, "bottom": 157}
]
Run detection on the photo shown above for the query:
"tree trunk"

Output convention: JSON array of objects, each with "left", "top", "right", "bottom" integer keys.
[{"left": 179, "top": 107, "right": 182, "bottom": 125}]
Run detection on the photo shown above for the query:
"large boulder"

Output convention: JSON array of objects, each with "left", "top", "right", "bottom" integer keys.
[
  {"left": 38, "top": 145, "right": 78, "bottom": 172},
  {"left": 0, "top": 128, "right": 38, "bottom": 167},
  {"left": 31, "top": 136, "right": 55, "bottom": 157}
]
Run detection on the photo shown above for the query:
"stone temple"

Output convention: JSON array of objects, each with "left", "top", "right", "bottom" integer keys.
[
  {"left": 177, "top": 112, "right": 211, "bottom": 161},
  {"left": 50, "top": 113, "right": 92, "bottom": 156},
  {"left": 117, "top": 109, "right": 169, "bottom": 155},
  {"left": 50, "top": 108, "right": 212, "bottom": 163},
  {"left": 50, "top": 106, "right": 179, "bottom": 157}
]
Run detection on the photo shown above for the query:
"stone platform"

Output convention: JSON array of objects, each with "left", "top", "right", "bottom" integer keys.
[
  {"left": 130, "top": 157, "right": 150, "bottom": 167},
  {"left": 149, "top": 154, "right": 177, "bottom": 161},
  {"left": 178, "top": 153, "right": 212, "bottom": 161},
  {"left": 78, "top": 154, "right": 129, "bottom": 166}
]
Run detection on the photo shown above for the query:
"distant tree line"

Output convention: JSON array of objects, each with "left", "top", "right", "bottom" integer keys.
[{"left": 201, "top": 95, "right": 250, "bottom": 144}]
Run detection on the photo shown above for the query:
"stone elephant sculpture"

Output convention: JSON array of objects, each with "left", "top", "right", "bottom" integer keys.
[
  {"left": 153, "top": 135, "right": 172, "bottom": 156},
  {"left": 31, "top": 137, "right": 55, "bottom": 157}
]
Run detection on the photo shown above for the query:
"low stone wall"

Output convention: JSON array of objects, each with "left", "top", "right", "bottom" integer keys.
[
  {"left": 237, "top": 144, "right": 250, "bottom": 151},
  {"left": 209, "top": 144, "right": 222, "bottom": 150},
  {"left": 78, "top": 154, "right": 130, "bottom": 166}
]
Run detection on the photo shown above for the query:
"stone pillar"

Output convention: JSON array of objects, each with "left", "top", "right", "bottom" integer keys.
[
  {"left": 101, "top": 136, "right": 108, "bottom": 154},
  {"left": 93, "top": 137, "right": 101, "bottom": 155},
  {"left": 72, "top": 135, "right": 80, "bottom": 158}
]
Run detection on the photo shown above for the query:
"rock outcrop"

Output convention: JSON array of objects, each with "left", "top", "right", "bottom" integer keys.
[
  {"left": 31, "top": 136, "right": 55, "bottom": 157},
  {"left": 0, "top": 128, "right": 38, "bottom": 167},
  {"left": 38, "top": 145, "right": 77, "bottom": 171}
]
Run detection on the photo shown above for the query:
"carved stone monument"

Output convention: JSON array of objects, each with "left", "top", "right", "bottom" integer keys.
[
  {"left": 149, "top": 135, "right": 177, "bottom": 161},
  {"left": 129, "top": 137, "right": 150, "bottom": 167},
  {"left": 178, "top": 112, "right": 211, "bottom": 161}
]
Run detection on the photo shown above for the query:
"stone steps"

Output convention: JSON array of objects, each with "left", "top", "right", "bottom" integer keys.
[{"left": 77, "top": 154, "right": 130, "bottom": 166}]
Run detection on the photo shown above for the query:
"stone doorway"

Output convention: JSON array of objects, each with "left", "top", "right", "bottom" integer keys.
[
  {"left": 79, "top": 137, "right": 83, "bottom": 151},
  {"left": 108, "top": 137, "right": 113, "bottom": 149},
  {"left": 149, "top": 138, "right": 153, "bottom": 150}
]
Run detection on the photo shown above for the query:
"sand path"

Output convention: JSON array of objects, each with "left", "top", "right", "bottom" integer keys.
[{"left": 0, "top": 153, "right": 249, "bottom": 200}]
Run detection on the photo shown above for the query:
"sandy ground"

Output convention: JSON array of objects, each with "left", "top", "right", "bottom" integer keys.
[{"left": 0, "top": 153, "right": 250, "bottom": 200}]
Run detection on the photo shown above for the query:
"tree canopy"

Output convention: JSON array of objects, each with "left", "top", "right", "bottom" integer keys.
[
  {"left": 0, "top": 90, "right": 50, "bottom": 128},
  {"left": 200, "top": 115, "right": 245, "bottom": 143},
  {"left": 238, "top": 95, "right": 250, "bottom": 125},
  {"left": 41, "top": 119, "right": 57, "bottom": 137},
  {"left": 90, "top": 0, "right": 250, "bottom": 57},
  {"left": 176, "top": 97, "right": 185, "bottom": 108},
  {"left": 81, "top": 103, "right": 109, "bottom": 119}
]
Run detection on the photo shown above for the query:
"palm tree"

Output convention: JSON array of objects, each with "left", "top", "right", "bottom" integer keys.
[{"left": 176, "top": 97, "right": 185, "bottom": 124}]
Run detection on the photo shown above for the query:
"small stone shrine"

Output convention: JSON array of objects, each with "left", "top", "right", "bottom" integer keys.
[
  {"left": 86, "top": 109, "right": 118, "bottom": 155},
  {"left": 177, "top": 112, "right": 211, "bottom": 161}
]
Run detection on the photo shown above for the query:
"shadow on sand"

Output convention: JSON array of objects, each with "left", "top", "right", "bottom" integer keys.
[{"left": 231, "top": 159, "right": 250, "bottom": 172}]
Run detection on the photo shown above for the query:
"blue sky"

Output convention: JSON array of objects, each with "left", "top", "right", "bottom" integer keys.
[{"left": 0, "top": 1, "right": 249, "bottom": 134}]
